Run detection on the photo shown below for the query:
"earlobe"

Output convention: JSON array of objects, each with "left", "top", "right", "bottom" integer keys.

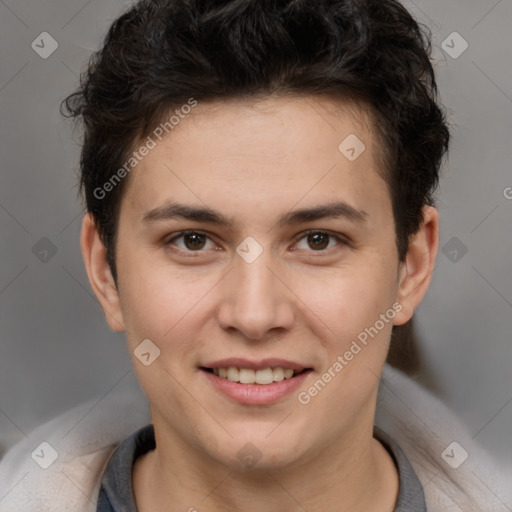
[
  {"left": 80, "top": 213, "right": 126, "bottom": 332},
  {"left": 394, "top": 206, "right": 439, "bottom": 326}
]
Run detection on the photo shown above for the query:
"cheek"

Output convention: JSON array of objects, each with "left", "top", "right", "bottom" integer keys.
[
  {"left": 297, "top": 262, "right": 397, "bottom": 343},
  {"left": 293, "top": 270, "right": 398, "bottom": 427},
  {"left": 117, "top": 251, "right": 221, "bottom": 348}
]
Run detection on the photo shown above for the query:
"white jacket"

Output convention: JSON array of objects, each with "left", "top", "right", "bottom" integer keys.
[{"left": 0, "top": 365, "right": 510, "bottom": 511}]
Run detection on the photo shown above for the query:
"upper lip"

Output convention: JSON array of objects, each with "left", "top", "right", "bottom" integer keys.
[{"left": 201, "top": 358, "right": 312, "bottom": 372}]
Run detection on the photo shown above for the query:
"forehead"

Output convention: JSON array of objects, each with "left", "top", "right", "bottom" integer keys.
[{"left": 120, "top": 95, "right": 390, "bottom": 225}]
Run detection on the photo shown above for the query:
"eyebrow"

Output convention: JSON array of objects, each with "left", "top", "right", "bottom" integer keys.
[{"left": 141, "top": 201, "right": 368, "bottom": 228}]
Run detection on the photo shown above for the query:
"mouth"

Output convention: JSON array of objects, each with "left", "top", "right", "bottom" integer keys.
[
  {"left": 199, "top": 359, "right": 314, "bottom": 405},
  {"left": 200, "top": 366, "right": 313, "bottom": 385}
]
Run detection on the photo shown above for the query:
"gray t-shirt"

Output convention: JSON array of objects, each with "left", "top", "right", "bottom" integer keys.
[{"left": 96, "top": 424, "right": 426, "bottom": 511}]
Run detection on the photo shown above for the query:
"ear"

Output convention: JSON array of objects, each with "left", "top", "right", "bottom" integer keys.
[
  {"left": 393, "top": 206, "right": 439, "bottom": 326},
  {"left": 80, "top": 213, "right": 125, "bottom": 332}
]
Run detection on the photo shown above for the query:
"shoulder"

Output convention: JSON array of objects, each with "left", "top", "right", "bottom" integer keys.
[
  {"left": 2, "top": 367, "right": 509, "bottom": 511},
  {"left": 376, "top": 364, "right": 512, "bottom": 511},
  {"left": 0, "top": 381, "right": 150, "bottom": 512}
]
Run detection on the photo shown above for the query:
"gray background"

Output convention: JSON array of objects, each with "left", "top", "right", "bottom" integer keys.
[{"left": 0, "top": 0, "right": 511, "bottom": 471}]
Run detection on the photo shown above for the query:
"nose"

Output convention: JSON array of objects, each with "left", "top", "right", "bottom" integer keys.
[{"left": 216, "top": 250, "right": 295, "bottom": 341}]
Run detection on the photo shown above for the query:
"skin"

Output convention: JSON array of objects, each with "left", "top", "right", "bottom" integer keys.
[{"left": 81, "top": 95, "right": 438, "bottom": 512}]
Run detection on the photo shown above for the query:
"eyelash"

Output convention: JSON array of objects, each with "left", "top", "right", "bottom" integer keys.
[{"left": 165, "top": 229, "right": 350, "bottom": 256}]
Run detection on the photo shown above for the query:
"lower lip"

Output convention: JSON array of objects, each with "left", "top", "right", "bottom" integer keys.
[{"left": 201, "top": 369, "right": 312, "bottom": 405}]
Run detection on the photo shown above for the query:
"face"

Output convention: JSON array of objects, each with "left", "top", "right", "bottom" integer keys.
[{"left": 87, "top": 95, "right": 426, "bottom": 471}]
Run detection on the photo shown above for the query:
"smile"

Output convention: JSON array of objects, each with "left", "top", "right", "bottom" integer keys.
[
  {"left": 200, "top": 361, "right": 313, "bottom": 405},
  {"left": 204, "top": 366, "right": 308, "bottom": 385}
]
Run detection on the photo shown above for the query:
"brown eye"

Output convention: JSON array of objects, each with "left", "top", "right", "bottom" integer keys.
[
  {"left": 294, "top": 230, "right": 347, "bottom": 253},
  {"left": 167, "top": 231, "right": 215, "bottom": 252},
  {"left": 183, "top": 232, "right": 206, "bottom": 250},
  {"left": 307, "top": 232, "right": 330, "bottom": 250}
]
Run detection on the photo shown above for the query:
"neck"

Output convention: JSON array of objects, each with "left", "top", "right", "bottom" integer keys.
[{"left": 133, "top": 413, "right": 399, "bottom": 512}]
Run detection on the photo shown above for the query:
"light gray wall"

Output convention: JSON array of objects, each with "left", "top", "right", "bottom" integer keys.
[{"left": 0, "top": 0, "right": 511, "bottom": 471}]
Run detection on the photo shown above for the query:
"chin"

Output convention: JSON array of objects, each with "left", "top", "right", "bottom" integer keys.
[{"left": 208, "top": 433, "right": 307, "bottom": 472}]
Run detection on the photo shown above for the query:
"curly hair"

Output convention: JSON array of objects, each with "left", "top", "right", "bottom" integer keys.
[{"left": 62, "top": 0, "right": 450, "bottom": 285}]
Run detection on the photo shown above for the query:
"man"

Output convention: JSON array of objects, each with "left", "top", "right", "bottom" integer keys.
[{"left": 0, "top": 1, "right": 509, "bottom": 511}]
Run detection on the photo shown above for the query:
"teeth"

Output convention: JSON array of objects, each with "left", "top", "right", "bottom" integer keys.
[
  {"left": 239, "top": 368, "right": 255, "bottom": 384},
  {"left": 273, "top": 368, "right": 284, "bottom": 381},
  {"left": 227, "top": 367, "right": 239, "bottom": 382},
  {"left": 254, "top": 368, "right": 274, "bottom": 385},
  {"left": 211, "top": 366, "right": 300, "bottom": 384}
]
